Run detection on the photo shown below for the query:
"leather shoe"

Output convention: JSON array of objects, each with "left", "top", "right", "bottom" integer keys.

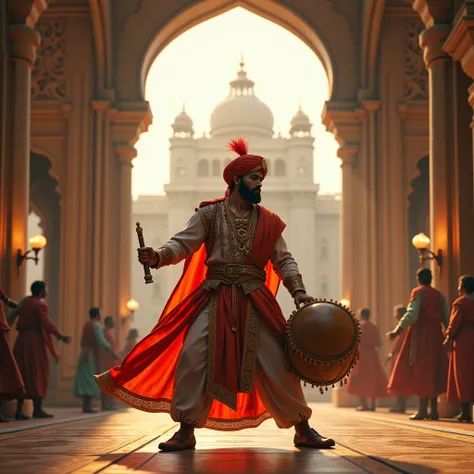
[
  {"left": 409, "top": 411, "right": 428, "bottom": 420},
  {"left": 294, "top": 428, "right": 335, "bottom": 449},
  {"left": 158, "top": 431, "right": 196, "bottom": 452}
]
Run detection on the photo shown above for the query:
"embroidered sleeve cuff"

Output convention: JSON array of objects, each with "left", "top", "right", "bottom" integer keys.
[
  {"left": 283, "top": 273, "right": 306, "bottom": 297},
  {"left": 151, "top": 245, "right": 173, "bottom": 269}
]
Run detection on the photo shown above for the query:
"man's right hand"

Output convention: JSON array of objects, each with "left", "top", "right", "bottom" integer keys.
[{"left": 137, "top": 247, "right": 158, "bottom": 267}]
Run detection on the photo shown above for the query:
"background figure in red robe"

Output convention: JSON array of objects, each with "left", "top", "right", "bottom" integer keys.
[
  {"left": 11, "top": 281, "right": 72, "bottom": 419},
  {"left": 101, "top": 316, "right": 118, "bottom": 410},
  {"left": 346, "top": 308, "right": 388, "bottom": 411},
  {"left": 387, "top": 268, "right": 449, "bottom": 420},
  {"left": 444, "top": 275, "right": 474, "bottom": 423},
  {"left": 386, "top": 305, "right": 407, "bottom": 413},
  {"left": 0, "top": 288, "right": 25, "bottom": 422},
  {"left": 95, "top": 138, "right": 335, "bottom": 452}
]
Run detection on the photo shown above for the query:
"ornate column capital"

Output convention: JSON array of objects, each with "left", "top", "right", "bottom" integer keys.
[
  {"left": 419, "top": 24, "right": 452, "bottom": 68},
  {"left": 9, "top": 23, "right": 41, "bottom": 67},
  {"left": 107, "top": 101, "right": 152, "bottom": 147},
  {"left": 322, "top": 101, "right": 366, "bottom": 165},
  {"left": 409, "top": 0, "right": 454, "bottom": 28},
  {"left": 337, "top": 145, "right": 359, "bottom": 167},
  {"left": 115, "top": 145, "right": 136, "bottom": 166},
  {"left": 444, "top": 2, "right": 474, "bottom": 80},
  {"left": 9, "top": 0, "right": 53, "bottom": 27}
]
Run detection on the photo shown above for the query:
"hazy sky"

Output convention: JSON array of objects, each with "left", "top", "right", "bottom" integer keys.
[{"left": 132, "top": 7, "right": 341, "bottom": 198}]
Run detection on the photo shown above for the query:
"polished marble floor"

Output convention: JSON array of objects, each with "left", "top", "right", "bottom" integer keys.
[{"left": 1, "top": 403, "right": 473, "bottom": 473}]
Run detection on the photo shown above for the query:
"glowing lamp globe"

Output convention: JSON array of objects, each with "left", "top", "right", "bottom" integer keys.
[
  {"left": 127, "top": 298, "right": 139, "bottom": 312},
  {"left": 29, "top": 234, "right": 47, "bottom": 250},
  {"left": 412, "top": 233, "right": 430, "bottom": 250},
  {"left": 340, "top": 298, "right": 351, "bottom": 309}
]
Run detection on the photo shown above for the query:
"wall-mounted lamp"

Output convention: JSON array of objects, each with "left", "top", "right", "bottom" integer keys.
[
  {"left": 16, "top": 234, "right": 47, "bottom": 277},
  {"left": 123, "top": 298, "right": 139, "bottom": 327},
  {"left": 412, "top": 232, "right": 443, "bottom": 276}
]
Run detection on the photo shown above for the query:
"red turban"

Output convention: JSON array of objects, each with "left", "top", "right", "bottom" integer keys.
[
  {"left": 223, "top": 138, "right": 268, "bottom": 190},
  {"left": 199, "top": 138, "right": 268, "bottom": 207}
]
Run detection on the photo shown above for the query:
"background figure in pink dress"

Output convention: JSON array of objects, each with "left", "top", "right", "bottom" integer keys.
[
  {"left": 347, "top": 308, "right": 388, "bottom": 411},
  {"left": 387, "top": 305, "right": 407, "bottom": 413},
  {"left": 444, "top": 275, "right": 474, "bottom": 423},
  {"left": 101, "top": 316, "right": 118, "bottom": 410}
]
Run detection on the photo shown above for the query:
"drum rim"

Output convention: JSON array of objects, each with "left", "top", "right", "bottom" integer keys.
[
  {"left": 284, "top": 343, "right": 357, "bottom": 388},
  {"left": 287, "top": 300, "right": 360, "bottom": 362}
]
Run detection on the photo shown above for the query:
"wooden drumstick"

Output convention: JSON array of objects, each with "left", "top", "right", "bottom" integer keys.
[{"left": 136, "top": 222, "right": 154, "bottom": 284}]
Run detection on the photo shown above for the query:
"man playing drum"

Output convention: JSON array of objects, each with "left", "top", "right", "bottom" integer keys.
[{"left": 95, "top": 138, "right": 335, "bottom": 451}]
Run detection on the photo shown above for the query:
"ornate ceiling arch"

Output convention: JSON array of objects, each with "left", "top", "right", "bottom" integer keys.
[{"left": 112, "top": 0, "right": 359, "bottom": 102}]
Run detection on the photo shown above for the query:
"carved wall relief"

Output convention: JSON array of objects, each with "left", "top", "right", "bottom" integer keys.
[
  {"left": 31, "top": 20, "right": 66, "bottom": 100},
  {"left": 403, "top": 20, "right": 428, "bottom": 101}
]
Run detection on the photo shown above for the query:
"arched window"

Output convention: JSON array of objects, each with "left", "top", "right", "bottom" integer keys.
[
  {"left": 212, "top": 159, "right": 220, "bottom": 176},
  {"left": 197, "top": 159, "right": 209, "bottom": 177},
  {"left": 275, "top": 159, "right": 286, "bottom": 177}
]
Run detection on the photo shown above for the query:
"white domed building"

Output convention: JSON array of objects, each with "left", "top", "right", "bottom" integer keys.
[{"left": 131, "top": 60, "right": 341, "bottom": 339}]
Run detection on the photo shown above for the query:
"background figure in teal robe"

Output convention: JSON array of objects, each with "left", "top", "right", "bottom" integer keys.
[{"left": 74, "top": 307, "right": 118, "bottom": 413}]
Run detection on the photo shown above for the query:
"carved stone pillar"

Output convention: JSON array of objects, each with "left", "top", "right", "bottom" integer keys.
[
  {"left": 108, "top": 104, "right": 152, "bottom": 348},
  {"left": 444, "top": 3, "right": 474, "bottom": 277},
  {"left": 116, "top": 145, "right": 135, "bottom": 348},
  {"left": 322, "top": 103, "right": 367, "bottom": 408},
  {"left": 419, "top": 25, "right": 458, "bottom": 304},
  {"left": 5, "top": 24, "right": 40, "bottom": 300}
]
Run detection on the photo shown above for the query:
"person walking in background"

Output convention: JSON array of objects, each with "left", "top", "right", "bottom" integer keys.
[
  {"left": 101, "top": 316, "right": 118, "bottom": 410},
  {"left": 122, "top": 328, "right": 139, "bottom": 358},
  {"left": 444, "top": 275, "right": 474, "bottom": 423},
  {"left": 387, "top": 268, "right": 449, "bottom": 420},
  {"left": 0, "top": 287, "right": 25, "bottom": 422},
  {"left": 386, "top": 305, "right": 407, "bottom": 413},
  {"left": 74, "top": 308, "right": 120, "bottom": 413},
  {"left": 10, "top": 281, "right": 71, "bottom": 419},
  {"left": 346, "top": 308, "right": 388, "bottom": 411}
]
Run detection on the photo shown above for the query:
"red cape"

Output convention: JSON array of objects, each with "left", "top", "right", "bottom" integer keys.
[{"left": 96, "top": 205, "right": 289, "bottom": 431}]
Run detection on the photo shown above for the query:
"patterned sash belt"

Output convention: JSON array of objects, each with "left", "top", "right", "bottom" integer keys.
[{"left": 203, "top": 264, "right": 267, "bottom": 332}]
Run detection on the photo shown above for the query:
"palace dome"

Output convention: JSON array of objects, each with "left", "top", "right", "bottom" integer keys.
[{"left": 210, "top": 58, "right": 274, "bottom": 138}]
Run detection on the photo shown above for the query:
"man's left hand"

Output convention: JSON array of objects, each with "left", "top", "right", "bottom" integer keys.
[{"left": 294, "top": 291, "right": 314, "bottom": 308}]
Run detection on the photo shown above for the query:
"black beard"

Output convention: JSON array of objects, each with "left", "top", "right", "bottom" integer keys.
[{"left": 239, "top": 180, "right": 261, "bottom": 204}]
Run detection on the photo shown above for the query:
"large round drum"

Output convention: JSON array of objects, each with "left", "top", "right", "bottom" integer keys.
[{"left": 285, "top": 299, "right": 361, "bottom": 392}]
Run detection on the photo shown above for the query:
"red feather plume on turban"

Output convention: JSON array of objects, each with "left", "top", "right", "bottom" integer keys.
[
  {"left": 223, "top": 137, "right": 268, "bottom": 189},
  {"left": 199, "top": 137, "right": 268, "bottom": 207},
  {"left": 228, "top": 137, "right": 248, "bottom": 156}
]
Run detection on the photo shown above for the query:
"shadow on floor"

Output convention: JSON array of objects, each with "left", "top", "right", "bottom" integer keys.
[{"left": 109, "top": 447, "right": 440, "bottom": 473}]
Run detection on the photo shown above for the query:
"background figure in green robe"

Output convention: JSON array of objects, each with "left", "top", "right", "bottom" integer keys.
[{"left": 74, "top": 308, "right": 119, "bottom": 413}]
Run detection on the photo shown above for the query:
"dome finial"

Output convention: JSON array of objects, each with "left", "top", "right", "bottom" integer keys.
[{"left": 240, "top": 53, "right": 245, "bottom": 71}]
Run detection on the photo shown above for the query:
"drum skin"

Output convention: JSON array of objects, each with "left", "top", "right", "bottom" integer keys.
[{"left": 285, "top": 299, "right": 361, "bottom": 390}]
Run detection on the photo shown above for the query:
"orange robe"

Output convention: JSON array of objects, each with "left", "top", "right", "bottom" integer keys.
[
  {"left": 0, "top": 288, "right": 25, "bottom": 400},
  {"left": 388, "top": 285, "right": 449, "bottom": 398},
  {"left": 446, "top": 296, "right": 474, "bottom": 403},
  {"left": 346, "top": 320, "right": 388, "bottom": 398},
  {"left": 96, "top": 205, "right": 289, "bottom": 430},
  {"left": 13, "top": 296, "right": 61, "bottom": 399},
  {"left": 102, "top": 327, "right": 116, "bottom": 371}
]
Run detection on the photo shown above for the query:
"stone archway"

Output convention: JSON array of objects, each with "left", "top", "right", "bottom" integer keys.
[
  {"left": 408, "top": 155, "right": 429, "bottom": 289},
  {"left": 29, "top": 150, "right": 62, "bottom": 403},
  {"left": 113, "top": 0, "right": 359, "bottom": 102},
  {"left": 29, "top": 151, "right": 61, "bottom": 321}
]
